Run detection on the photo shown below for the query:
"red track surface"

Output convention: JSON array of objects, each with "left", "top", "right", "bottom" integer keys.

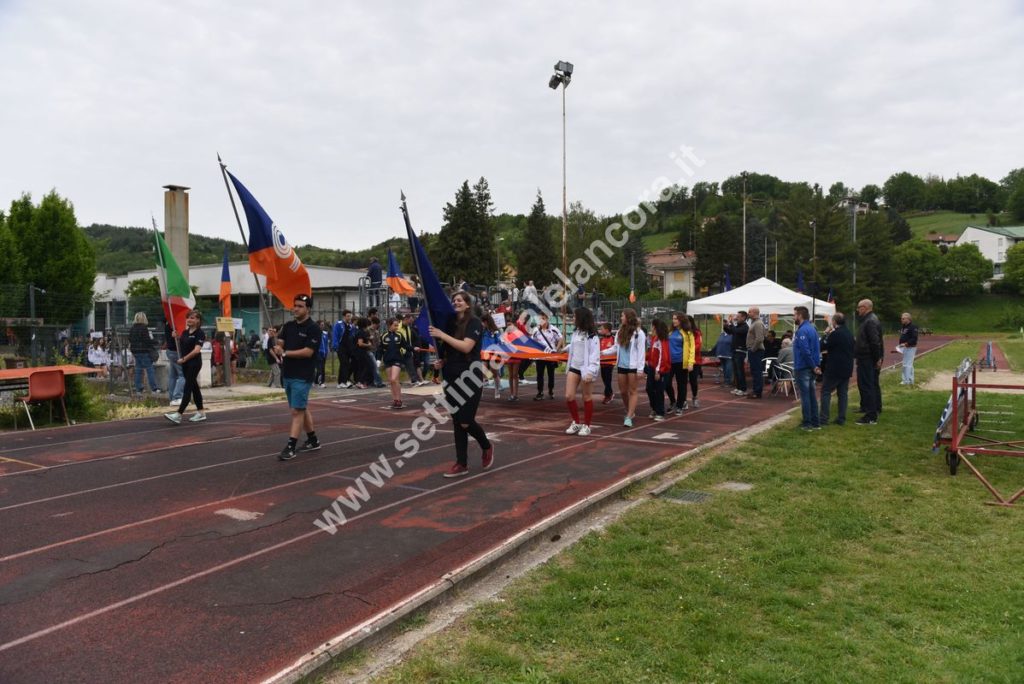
[{"left": 0, "top": 337, "right": 953, "bottom": 683}]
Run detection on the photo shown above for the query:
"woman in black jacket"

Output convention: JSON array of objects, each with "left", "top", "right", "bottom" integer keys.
[{"left": 129, "top": 312, "right": 161, "bottom": 394}]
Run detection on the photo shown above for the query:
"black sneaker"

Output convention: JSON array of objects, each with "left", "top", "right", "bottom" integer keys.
[
  {"left": 855, "top": 416, "right": 877, "bottom": 425},
  {"left": 299, "top": 438, "right": 321, "bottom": 452},
  {"left": 279, "top": 444, "right": 297, "bottom": 461},
  {"left": 534, "top": 394, "right": 544, "bottom": 401}
]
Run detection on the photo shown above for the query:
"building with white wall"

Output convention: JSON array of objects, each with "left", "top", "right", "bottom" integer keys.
[{"left": 955, "top": 225, "right": 1024, "bottom": 279}]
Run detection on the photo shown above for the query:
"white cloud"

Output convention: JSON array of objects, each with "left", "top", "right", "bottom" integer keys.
[{"left": 1, "top": 0, "right": 1021, "bottom": 252}]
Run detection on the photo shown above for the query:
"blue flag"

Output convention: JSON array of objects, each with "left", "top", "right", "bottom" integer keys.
[
  {"left": 724, "top": 268, "right": 732, "bottom": 292},
  {"left": 402, "top": 194, "right": 454, "bottom": 347},
  {"left": 796, "top": 270, "right": 805, "bottom": 293}
]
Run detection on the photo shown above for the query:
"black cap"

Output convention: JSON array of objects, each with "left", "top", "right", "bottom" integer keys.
[{"left": 294, "top": 294, "right": 312, "bottom": 306}]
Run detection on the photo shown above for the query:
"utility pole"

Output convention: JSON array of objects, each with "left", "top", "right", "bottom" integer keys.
[{"left": 28, "top": 283, "right": 37, "bottom": 365}]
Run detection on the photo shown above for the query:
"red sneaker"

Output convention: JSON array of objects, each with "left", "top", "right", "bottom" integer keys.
[
  {"left": 443, "top": 463, "right": 469, "bottom": 478},
  {"left": 481, "top": 446, "right": 495, "bottom": 470}
]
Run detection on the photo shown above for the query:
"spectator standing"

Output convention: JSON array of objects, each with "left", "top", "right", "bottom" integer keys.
[
  {"left": 276, "top": 294, "right": 322, "bottom": 461},
  {"left": 713, "top": 329, "right": 733, "bottom": 386},
  {"left": 792, "top": 306, "right": 821, "bottom": 430},
  {"left": 898, "top": 312, "right": 919, "bottom": 385},
  {"left": 332, "top": 310, "right": 355, "bottom": 388},
  {"left": 129, "top": 312, "right": 161, "bottom": 394},
  {"left": 265, "top": 326, "right": 282, "bottom": 388},
  {"left": 315, "top": 319, "right": 329, "bottom": 388},
  {"left": 746, "top": 306, "right": 766, "bottom": 399},
  {"left": 723, "top": 311, "right": 749, "bottom": 396},
  {"left": 367, "top": 257, "right": 383, "bottom": 308},
  {"left": 819, "top": 312, "right": 854, "bottom": 426},
  {"left": 855, "top": 299, "right": 884, "bottom": 425}
]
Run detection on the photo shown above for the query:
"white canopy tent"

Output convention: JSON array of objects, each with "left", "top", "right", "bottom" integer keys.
[{"left": 686, "top": 277, "right": 836, "bottom": 318}]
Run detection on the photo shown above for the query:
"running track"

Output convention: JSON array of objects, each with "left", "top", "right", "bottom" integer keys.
[{"left": 0, "top": 336, "right": 954, "bottom": 683}]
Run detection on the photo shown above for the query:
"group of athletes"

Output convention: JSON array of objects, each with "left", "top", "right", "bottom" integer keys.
[{"left": 163, "top": 290, "right": 706, "bottom": 476}]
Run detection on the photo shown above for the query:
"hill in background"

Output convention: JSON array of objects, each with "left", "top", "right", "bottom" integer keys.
[{"left": 85, "top": 224, "right": 407, "bottom": 275}]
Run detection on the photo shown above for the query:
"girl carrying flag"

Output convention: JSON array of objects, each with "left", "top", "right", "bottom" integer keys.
[
  {"left": 481, "top": 313, "right": 504, "bottom": 399},
  {"left": 564, "top": 307, "right": 600, "bottom": 436},
  {"left": 532, "top": 313, "right": 562, "bottom": 401}
]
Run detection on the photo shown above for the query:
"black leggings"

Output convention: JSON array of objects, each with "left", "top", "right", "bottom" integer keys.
[
  {"left": 664, "top": 362, "right": 688, "bottom": 407},
  {"left": 444, "top": 368, "right": 491, "bottom": 466},
  {"left": 601, "top": 364, "right": 613, "bottom": 398},
  {"left": 177, "top": 361, "right": 203, "bottom": 413},
  {"left": 535, "top": 361, "right": 556, "bottom": 394}
]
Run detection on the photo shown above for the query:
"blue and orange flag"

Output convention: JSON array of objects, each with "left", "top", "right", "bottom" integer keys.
[
  {"left": 386, "top": 248, "right": 416, "bottom": 296},
  {"left": 401, "top": 193, "right": 454, "bottom": 347},
  {"left": 219, "top": 246, "right": 232, "bottom": 318},
  {"left": 226, "top": 170, "right": 311, "bottom": 308}
]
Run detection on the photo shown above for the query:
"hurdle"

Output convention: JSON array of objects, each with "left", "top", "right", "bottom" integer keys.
[{"left": 933, "top": 357, "right": 1024, "bottom": 507}]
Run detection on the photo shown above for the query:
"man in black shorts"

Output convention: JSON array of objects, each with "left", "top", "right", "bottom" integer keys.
[{"left": 276, "top": 294, "right": 323, "bottom": 461}]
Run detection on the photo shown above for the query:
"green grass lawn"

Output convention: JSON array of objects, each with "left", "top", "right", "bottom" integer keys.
[
  {"left": 369, "top": 342, "right": 1024, "bottom": 683},
  {"left": 642, "top": 231, "right": 678, "bottom": 253},
  {"left": 911, "top": 295, "right": 1024, "bottom": 334},
  {"left": 906, "top": 211, "right": 990, "bottom": 239}
]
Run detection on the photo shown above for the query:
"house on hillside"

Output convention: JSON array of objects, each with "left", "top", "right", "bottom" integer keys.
[
  {"left": 646, "top": 247, "right": 696, "bottom": 297},
  {"left": 955, "top": 225, "right": 1024, "bottom": 279},
  {"left": 923, "top": 233, "right": 959, "bottom": 250}
]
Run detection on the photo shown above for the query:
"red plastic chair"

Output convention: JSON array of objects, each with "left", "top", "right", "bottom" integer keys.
[{"left": 17, "top": 369, "right": 70, "bottom": 430}]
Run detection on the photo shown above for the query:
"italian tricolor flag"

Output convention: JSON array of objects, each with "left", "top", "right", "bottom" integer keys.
[{"left": 154, "top": 230, "right": 196, "bottom": 333}]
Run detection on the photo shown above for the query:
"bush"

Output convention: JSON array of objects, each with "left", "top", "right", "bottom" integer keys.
[{"left": 997, "top": 306, "right": 1024, "bottom": 331}]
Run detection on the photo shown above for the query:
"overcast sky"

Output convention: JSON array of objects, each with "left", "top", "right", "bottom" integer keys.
[{"left": 2, "top": 0, "right": 1022, "bottom": 252}]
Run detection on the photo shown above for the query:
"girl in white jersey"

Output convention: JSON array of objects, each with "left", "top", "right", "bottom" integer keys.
[
  {"left": 564, "top": 307, "right": 601, "bottom": 435},
  {"left": 615, "top": 308, "right": 646, "bottom": 427}
]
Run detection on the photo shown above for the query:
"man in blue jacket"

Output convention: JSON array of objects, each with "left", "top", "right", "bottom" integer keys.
[
  {"left": 819, "top": 312, "right": 854, "bottom": 426},
  {"left": 792, "top": 305, "right": 821, "bottom": 430}
]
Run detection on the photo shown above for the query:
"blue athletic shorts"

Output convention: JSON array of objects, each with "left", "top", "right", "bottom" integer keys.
[{"left": 284, "top": 377, "right": 312, "bottom": 410}]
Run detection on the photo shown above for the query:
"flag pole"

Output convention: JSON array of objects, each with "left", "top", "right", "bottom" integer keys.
[
  {"left": 151, "top": 216, "right": 182, "bottom": 356},
  {"left": 401, "top": 191, "right": 434, "bottom": 330},
  {"left": 218, "top": 153, "right": 272, "bottom": 326}
]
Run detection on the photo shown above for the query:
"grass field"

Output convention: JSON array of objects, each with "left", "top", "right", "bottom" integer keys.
[
  {"left": 911, "top": 295, "right": 1024, "bottom": 334},
  {"left": 642, "top": 231, "right": 678, "bottom": 253},
  {"left": 364, "top": 341, "right": 1024, "bottom": 683},
  {"left": 906, "top": 211, "right": 989, "bottom": 239}
]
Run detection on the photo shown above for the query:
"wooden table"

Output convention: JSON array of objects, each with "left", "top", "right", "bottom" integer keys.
[{"left": 0, "top": 365, "right": 99, "bottom": 393}]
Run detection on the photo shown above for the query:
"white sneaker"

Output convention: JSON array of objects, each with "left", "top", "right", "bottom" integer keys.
[
  {"left": 565, "top": 422, "right": 581, "bottom": 434},
  {"left": 578, "top": 424, "right": 592, "bottom": 436},
  {"left": 164, "top": 412, "right": 182, "bottom": 424},
  {"left": 189, "top": 412, "right": 207, "bottom": 423},
  {"left": 336, "top": 383, "right": 344, "bottom": 389},
  {"left": 170, "top": 400, "right": 179, "bottom": 407},
  {"left": 692, "top": 399, "right": 700, "bottom": 408}
]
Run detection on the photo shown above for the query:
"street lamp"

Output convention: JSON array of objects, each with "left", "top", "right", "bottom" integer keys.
[
  {"left": 741, "top": 171, "right": 748, "bottom": 283},
  {"left": 28, "top": 284, "right": 46, "bottom": 365},
  {"left": 549, "top": 60, "right": 573, "bottom": 320}
]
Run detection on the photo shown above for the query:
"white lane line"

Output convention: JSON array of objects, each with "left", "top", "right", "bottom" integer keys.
[
  {"left": 0, "top": 437, "right": 591, "bottom": 654},
  {"left": 0, "top": 424, "right": 402, "bottom": 513}
]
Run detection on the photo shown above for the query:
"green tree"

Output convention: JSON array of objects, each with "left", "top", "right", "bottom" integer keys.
[
  {"left": 893, "top": 239, "right": 944, "bottom": 301},
  {"left": 694, "top": 214, "right": 740, "bottom": 293},
  {"left": 882, "top": 172, "right": 926, "bottom": 212},
  {"left": 8, "top": 191, "right": 96, "bottom": 324},
  {"left": 827, "top": 181, "right": 849, "bottom": 203},
  {"left": 435, "top": 180, "right": 496, "bottom": 284},
  {"left": 125, "top": 277, "right": 161, "bottom": 298},
  {"left": 946, "top": 174, "right": 1002, "bottom": 214},
  {"left": 940, "top": 243, "right": 992, "bottom": 296},
  {"left": 860, "top": 184, "right": 882, "bottom": 209},
  {"left": 1006, "top": 187, "right": 1024, "bottom": 222},
  {"left": 516, "top": 191, "right": 558, "bottom": 287},
  {"left": 1002, "top": 242, "right": 1024, "bottom": 294},
  {"left": 853, "top": 211, "right": 908, "bottom": 320}
]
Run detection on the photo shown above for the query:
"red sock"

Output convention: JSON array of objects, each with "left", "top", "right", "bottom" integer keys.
[
  {"left": 583, "top": 400, "right": 594, "bottom": 425},
  {"left": 567, "top": 399, "right": 580, "bottom": 422}
]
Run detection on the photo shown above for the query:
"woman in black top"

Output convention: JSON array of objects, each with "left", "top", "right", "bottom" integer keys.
[
  {"left": 165, "top": 310, "right": 207, "bottom": 424},
  {"left": 429, "top": 291, "right": 494, "bottom": 478},
  {"left": 381, "top": 317, "right": 411, "bottom": 409}
]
